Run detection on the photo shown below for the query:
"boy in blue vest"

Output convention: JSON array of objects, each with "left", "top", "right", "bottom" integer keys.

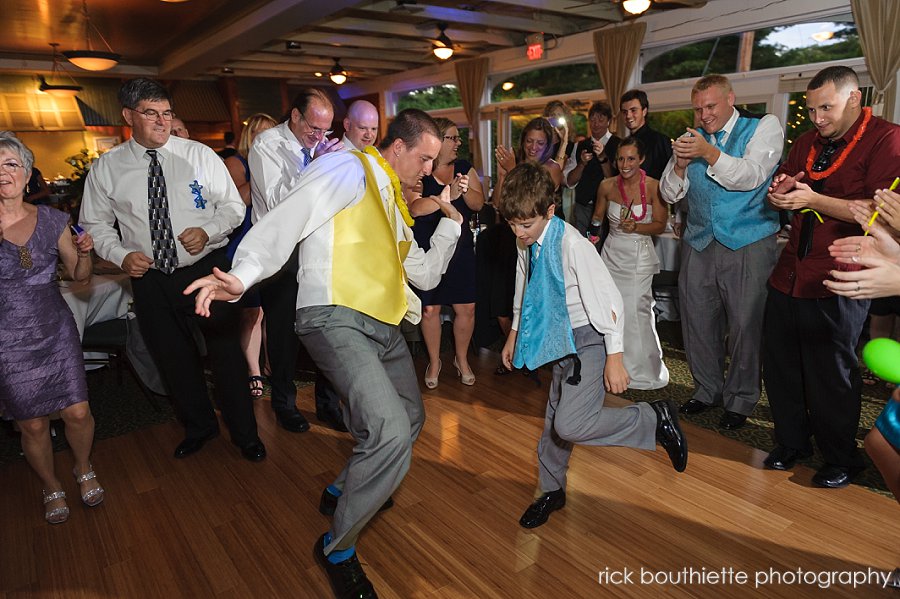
[{"left": 499, "top": 162, "right": 688, "bottom": 529}]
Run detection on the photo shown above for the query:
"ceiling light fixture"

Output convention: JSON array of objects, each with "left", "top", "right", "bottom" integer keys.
[
  {"left": 63, "top": 0, "right": 120, "bottom": 71},
  {"left": 39, "top": 43, "right": 82, "bottom": 97},
  {"left": 329, "top": 59, "right": 347, "bottom": 85},
  {"left": 433, "top": 23, "right": 454, "bottom": 60},
  {"left": 501, "top": 81, "right": 515, "bottom": 91},
  {"left": 622, "top": 0, "right": 652, "bottom": 15}
]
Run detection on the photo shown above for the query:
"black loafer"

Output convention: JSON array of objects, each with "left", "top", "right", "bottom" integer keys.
[
  {"left": 719, "top": 411, "right": 748, "bottom": 430},
  {"left": 651, "top": 399, "right": 688, "bottom": 472},
  {"left": 276, "top": 411, "right": 310, "bottom": 433},
  {"left": 519, "top": 489, "right": 566, "bottom": 529},
  {"left": 763, "top": 445, "right": 812, "bottom": 471},
  {"left": 679, "top": 399, "right": 711, "bottom": 415},
  {"left": 314, "top": 534, "right": 378, "bottom": 599},
  {"left": 812, "top": 464, "right": 863, "bottom": 489},
  {"left": 316, "top": 406, "right": 348, "bottom": 432},
  {"left": 173, "top": 431, "right": 219, "bottom": 459},
  {"left": 240, "top": 440, "right": 267, "bottom": 462},
  {"left": 319, "top": 489, "right": 394, "bottom": 517}
]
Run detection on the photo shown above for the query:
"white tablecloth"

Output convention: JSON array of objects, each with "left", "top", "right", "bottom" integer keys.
[{"left": 59, "top": 273, "right": 132, "bottom": 339}]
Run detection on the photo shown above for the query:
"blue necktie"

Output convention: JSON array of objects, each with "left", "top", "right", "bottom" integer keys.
[
  {"left": 529, "top": 242, "right": 541, "bottom": 280},
  {"left": 301, "top": 147, "right": 312, "bottom": 167}
]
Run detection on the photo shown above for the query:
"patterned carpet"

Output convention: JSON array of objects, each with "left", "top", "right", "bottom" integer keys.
[
  {"left": 623, "top": 321, "right": 892, "bottom": 496},
  {"left": 1, "top": 325, "right": 893, "bottom": 496}
]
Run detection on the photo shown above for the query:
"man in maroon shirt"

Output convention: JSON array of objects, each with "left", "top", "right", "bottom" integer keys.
[{"left": 763, "top": 66, "right": 900, "bottom": 488}]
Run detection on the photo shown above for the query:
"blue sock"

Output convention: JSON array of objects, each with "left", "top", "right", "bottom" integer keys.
[
  {"left": 326, "top": 485, "right": 342, "bottom": 497},
  {"left": 323, "top": 532, "right": 356, "bottom": 564}
]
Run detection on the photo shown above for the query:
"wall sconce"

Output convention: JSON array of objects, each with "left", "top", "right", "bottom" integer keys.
[
  {"left": 433, "top": 23, "right": 454, "bottom": 60},
  {"left": 63, "top": 0, "right": 120, "bottom": 71}
]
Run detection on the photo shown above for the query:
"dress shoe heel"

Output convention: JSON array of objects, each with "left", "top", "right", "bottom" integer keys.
[
  {"left": 43, "top": 490, "right": 69, "bottom": 524},
  {"left": 453, "top": 357, "right": 475, "bottom": 386},
  {"left": 519, "top": 489, "right": 566, "bottom": 529},
  {"left": 719, "top": 411, "right": 748, "bottom": 430},
  {"left": 424, "top": 360, "right": 441, "bottom": 390},
  {"left": 240, "top": 439, "right": 267, "bottom": 462},
  {"left": 763, "top": 445, "right": 812, "bottom": 471},
  {"left": 679, "top": 399, "right": 710, "bottom": 415},
  {"left": 73, "top": 464, "right": 104, "bottom": 507},
  {"left": 173, "top": 431, "right": 219, "bottom": 459},
  {"left": 276, "top": 411, "right": 310, "bottom": 433},
  {"left": 651, "top": 399, "right": 688, "bottom": 472}
]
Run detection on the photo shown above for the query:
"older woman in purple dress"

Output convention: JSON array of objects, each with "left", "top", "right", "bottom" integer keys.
[{"left": 0, "top": 132, "right": 103, "bottom": 524}]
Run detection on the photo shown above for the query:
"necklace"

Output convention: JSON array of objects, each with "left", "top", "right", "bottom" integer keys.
[
  {"left": 363, "top": 146, "right": 414, "bottom": 227},
  {"left": 18, "top": 245, "right": 32, "bottom": 269},
  {"left": 617, "top": 169, "right": 647, "bottom": 221},
  {"left": 805, "top": 107, "right": 872, "bottom": 181}
]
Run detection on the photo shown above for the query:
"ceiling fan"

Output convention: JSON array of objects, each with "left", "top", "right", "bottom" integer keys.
[{"left": 389, "top": 0, "right": 424, "bottom": 14}]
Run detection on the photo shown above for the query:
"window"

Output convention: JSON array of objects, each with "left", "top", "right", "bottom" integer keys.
[
  {"left": 491, "top": 63, "right": 602, "bottom": 102},
  {"left": 642, "top": 21, "right": 862, "bottom": 84},
  {"left": 396, "top": 84, "right": 461, "bottom": 111}
]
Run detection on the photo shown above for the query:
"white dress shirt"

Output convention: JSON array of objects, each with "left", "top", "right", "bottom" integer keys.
[
  {"left": 340, "top": 135, "right": 360, "bottom": 152},
  {"left": 248, "top": 121, "right": 314, "bottom": 223},
  {"left": 660, "top": 108, "right": 783, "bottom": 203},
  {"left": 563, "top": 130, "right": 612, "bottom": 188},
  {"left": 511, "top": 219, "right": 624, "bottom": 354},
  {"left": 230, "top": 150, "right": 461, "bottom": 321},
  {"left": 81, "top": 136, "right": 244, "bottom": 270}
]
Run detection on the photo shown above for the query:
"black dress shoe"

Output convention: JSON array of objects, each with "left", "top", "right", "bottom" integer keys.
[
  {"left": 275, "top": 411, "right": 310, "bottom": 433},
  {"left": 719, "top": 411, "right": 748, "bottom": 430},
  {"left": 240, "top": 440, "right": 267, "bottom": 462},
  {"left": 173, "top": 431, "right": 218, "bottom": 459},
  {"left": 319, "top": 489, "right": 394, "bottom": 517},
  {"left": 316, "top": 406, "right": 348, "bottom": 432},
  {"left": 762, "top": 445, "right": 812, "bottom": 471},
  {"left": 519, "top": 489, "right": 566, "bottom": 529},
  {"left": 314, "top": 534, "right": 378, "bottom": 599},
  {"left": 812, "top": 464, "right": 863, "bottom": 489},
  {"left": 650, "top": 399, "right": 688, "bottom": 472},
  {"left": 679, "top": 399, "right": 711, "bottom": 415}
]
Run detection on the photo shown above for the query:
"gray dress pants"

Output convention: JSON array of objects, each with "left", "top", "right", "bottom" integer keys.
[{"left": 296, "top": 305, "right": 424, "bottom": 554}]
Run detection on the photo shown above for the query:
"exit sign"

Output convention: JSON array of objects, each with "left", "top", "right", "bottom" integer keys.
[{"left": 526, "top": 32, "right": 545, "bottom": 61}]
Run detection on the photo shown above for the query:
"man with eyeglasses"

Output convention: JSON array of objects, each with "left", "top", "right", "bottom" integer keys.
[
  {"left": 80, "top": 78, "right": 265, "bottom": 462},
  {"left": 763, "top": 66, "right": 900, "bottom": 488},
  {"left": 248, "top": 88, "right": 345, "bottom": 434},
  {"left": 659, "top": 74, "right": 784, "bottom": 433}
]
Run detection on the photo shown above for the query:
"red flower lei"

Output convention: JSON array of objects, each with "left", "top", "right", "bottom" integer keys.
[
  {"left": 617, "top": 169, "right": 647, "bottom": 221},
  {"left": 805, "top": 107, "right": 872, "bottom": 181}
]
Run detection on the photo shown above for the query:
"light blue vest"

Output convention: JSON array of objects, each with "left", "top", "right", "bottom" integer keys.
[
  {"left": 683, "top": 113, "right": 779, "bottom": 251},
  {"left": 513, "top": 217, "right": 577, "bottom": 371}
]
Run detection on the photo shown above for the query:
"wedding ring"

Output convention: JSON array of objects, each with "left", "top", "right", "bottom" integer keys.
[{"left": 857, "top": 284, "right": 861, "bottom": 292}]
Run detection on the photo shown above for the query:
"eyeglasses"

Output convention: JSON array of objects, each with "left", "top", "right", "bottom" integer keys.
[
  {"left": 811, "top": 142, "right": 840, "bottom": 172},
  {"left": 444, "top": 135, "right": 461, "bottom": 142},
  {"left": 0, "top": 161, "right": 25, "bottom": 173},
  {"left": 130, "top": 107, "right": 176, "bottom": 121},
  {"left": 299, "top": 112, "right": 333, "bottom": 138}
]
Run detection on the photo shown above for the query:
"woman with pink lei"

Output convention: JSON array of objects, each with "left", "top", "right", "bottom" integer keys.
[{"left": 590, "top": 137, "right": 669, "bottom": 390}]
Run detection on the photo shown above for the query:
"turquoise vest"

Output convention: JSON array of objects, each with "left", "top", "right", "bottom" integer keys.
[
  {"left": 683, "top": 113, "right": 779, "bottom": 251},
  {"left": 513, "top": 217, "right": 577, "bottom": 371}
]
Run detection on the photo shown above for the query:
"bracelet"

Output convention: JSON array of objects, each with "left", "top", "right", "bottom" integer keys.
[{"left": 556, "top": 155, "right": 567, "bottom": 162}]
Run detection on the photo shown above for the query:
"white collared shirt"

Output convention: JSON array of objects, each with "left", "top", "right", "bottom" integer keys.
[
  {"left": 511, "top": 219, "right": 624, "bottom": 354},
  {"left": 340, "top": 135, "right": 360, "bottom": 152},
  {"left": 660, "top": 107, "right": 783, "bottom": 203},
  {"left": 248, "top": 121, "right": 315, "bottom": 223},
  {"left": 563, "top": 130, "right": 612, "bottom": 187},
  {"left": 230, "top": 150, "right": 461, "bottom": 318},
  {"left": 81, "top": 136, "right": 244, "bottom": 270}
]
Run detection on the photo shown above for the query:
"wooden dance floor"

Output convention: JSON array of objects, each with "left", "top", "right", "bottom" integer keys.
[{"left": 1, "top": 351, "right": 898, "bottom": 598}]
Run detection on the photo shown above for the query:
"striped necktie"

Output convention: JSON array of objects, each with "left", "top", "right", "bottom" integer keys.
[
  {"left": 146, "top": 150, "right": 178, "bottom": 274},
  {"left": 301, "top": 147, "right": 312, "bottom": 167}
]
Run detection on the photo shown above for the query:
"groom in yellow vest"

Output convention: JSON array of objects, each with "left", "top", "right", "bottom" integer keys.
[{"left": 185, "top": 109, "right": 461, "bottom": 599}]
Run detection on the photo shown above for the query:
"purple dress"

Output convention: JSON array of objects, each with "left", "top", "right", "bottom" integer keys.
[{"left": 0, "top": 205, "right": 88, "bottom": 420}]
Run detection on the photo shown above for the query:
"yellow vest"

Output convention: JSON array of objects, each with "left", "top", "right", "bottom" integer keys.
[{"left": 331, "top": 151, "right": 409, "bottom": 325}]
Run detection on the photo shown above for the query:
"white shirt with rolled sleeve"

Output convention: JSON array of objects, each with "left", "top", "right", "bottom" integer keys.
[
  {"left": 511, "top": 219, "right": 624, "bottom": 355},
  {"left": 80, "top": 136, "right": 244, "bottom": 270},
  {"left": 659, "top": 108, "right": 783, "bottom": 203},
  {"left": 229, "top": 150, "right": 461, "bottom": 322},
  {"left": 248, "top": 121, "right": 313, "bottom": 224}
]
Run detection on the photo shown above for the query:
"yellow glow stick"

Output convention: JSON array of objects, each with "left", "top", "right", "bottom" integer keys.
[{"left": 864, "top": 177, "right": 900, "bottom": 236}]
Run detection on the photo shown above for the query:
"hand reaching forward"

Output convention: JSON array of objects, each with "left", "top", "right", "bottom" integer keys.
[
  {"left": 183, "top": 267, "right": 246, "bottom": 317},
  {"left": 434, "top": 184, "right": 463, "bottom": 225}
]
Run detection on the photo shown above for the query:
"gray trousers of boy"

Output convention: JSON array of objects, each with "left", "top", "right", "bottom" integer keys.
[{"left": 537, "top": 325, "right": 657, "bottom": 493}]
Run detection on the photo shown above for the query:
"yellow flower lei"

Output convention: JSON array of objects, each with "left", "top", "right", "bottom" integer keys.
[{"left": 364, "top": 146, "right": 414, "bottom": 227}]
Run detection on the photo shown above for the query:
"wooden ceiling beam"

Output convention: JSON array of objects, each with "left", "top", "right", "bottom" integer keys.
[{"left": 324, "top": 18, "right": 520, "bottom": 46}]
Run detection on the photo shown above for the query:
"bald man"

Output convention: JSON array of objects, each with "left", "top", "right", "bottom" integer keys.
[
  {"left": 342, "top": 100, "right": 379, "bottom": 151},
  {"left": 170, "top": 117, "right": 190, "bottom": 139}
]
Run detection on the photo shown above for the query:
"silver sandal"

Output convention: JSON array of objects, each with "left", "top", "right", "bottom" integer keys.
[
  {"left": 74, "top": 466, "right": 105, "bottom": 507},
  {"left": 43, "top": 490, "right": 70, "bottom": 524}
]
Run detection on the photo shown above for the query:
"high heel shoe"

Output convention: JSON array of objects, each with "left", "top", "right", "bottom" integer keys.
[
  {"left": 453, "top": 357, "right": 476, "bottom": 386},
  {"left": 424, "top": 360, "right": 442, "bottom": 390},
  {"left": 43, "top": 490, "right": 69, "bottom": 524},
  {"left": 74, "top": 465, "right": 105, "bottom": 507}
]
